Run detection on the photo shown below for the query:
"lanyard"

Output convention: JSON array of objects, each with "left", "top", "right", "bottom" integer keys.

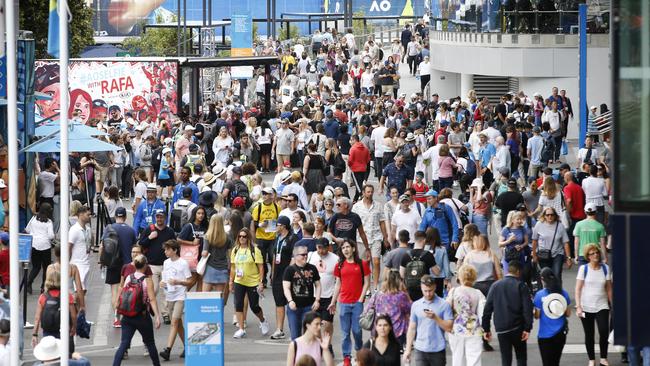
[
  {"left": 276, "top": 235, "right": 287, "bottom": 254},
  {"left": 146, "top": 202, "right": 155, "bottom": 217}
]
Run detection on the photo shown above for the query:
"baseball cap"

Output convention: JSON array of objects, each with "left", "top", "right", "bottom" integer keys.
[
  {"left": 416, "top": 171, "right": 424, "bottom": 177},
  {"left": 584, "top": 202, "right": 598, "bottom": 214},
  {"left": 399, "top": 194, "right": 410, "bottom": 202},
  {"left": 532, "top": 126, "right": 541, "bottom": 133},
  {"left": 0, "top": 232, "right": 8, "bottom": 245},
  {"left": 262, "top": 187, "right": 275, "bottom": 195},
  {"left": 559, "top": 163, "right": 571, "bottom": 171},
  {"left": 115, "top": 207, "right": 127, "bottom": 218},
  {"left": 277, "top": 216, "right": 291, "bottom": 228},
  {"left": 162, "top": 147, "right": 172, "bottom": 155},
  {"left": 424, "top": 189, "right": 438, "bottom": 197},
  {"left": 507, "top": 178, "right": 518, "bottom": 187},
  {"left": 154, "top": 209, "right": 166, "bottom": 216},
  {"left": 232, "top": 197, "right": 246, "bottom": 208}
]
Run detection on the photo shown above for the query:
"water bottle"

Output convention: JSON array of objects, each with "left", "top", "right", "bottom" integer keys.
[{"left": 101, "top": 267, "right": 106, "bottom": 280}]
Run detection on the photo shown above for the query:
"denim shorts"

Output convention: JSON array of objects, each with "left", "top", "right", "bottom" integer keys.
[{"left": 203, "top": 266, "right": 229, "bottom": 284}]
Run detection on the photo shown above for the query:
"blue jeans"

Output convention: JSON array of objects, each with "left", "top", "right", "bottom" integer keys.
[
  {"left": 472, "top": 213, "right": 489, "bottom": 236},
  {"left": 112, "top": 313, "right": 160, "bottom": 366},
  {"left": 339, "top": 302, "right": 363, "bottom": 357},
  {"left": 286, "top": 305, "right": 312, "bottom": 340},
  {"left": 539, "top": 254, "right": 565, "bottom": 280},
  {"left": 628, "top": 345, "right": 650, "bottom": 366}
]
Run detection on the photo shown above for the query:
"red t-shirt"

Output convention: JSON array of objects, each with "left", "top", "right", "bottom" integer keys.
[
  {"left": 413, "top": 182, "right": 429, "bottom": 203},
  {"left": 333, "top": 260, "right": 371, "bottom": 304},
  {"left": 0, "top": 249, "right": 9, "bottom": 286},
  {"left": 563, "top": 182, "right": 586, "bottom": 220},
  {"left": 38, "top": 289, "right": 75, "bottom": 306}
]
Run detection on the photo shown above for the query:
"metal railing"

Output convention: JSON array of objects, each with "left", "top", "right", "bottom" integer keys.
[{"left": 432, "top": 9, "right": 609, "bottom": 35}]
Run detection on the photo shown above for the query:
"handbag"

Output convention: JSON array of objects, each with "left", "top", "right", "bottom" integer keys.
[
  {"left": 359, "top": 293, "right": 378, "bottom": 331},
  {"left": 196, "top": 253, "right": 210, "bottom": 276},
  {"left": 180, "top": 224, "right": 200, "bottom": 271},
  {"left": 536, "top": 222, "right": 559, "bottom": 261}
]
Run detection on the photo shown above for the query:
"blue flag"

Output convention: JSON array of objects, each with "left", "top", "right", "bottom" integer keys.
[{"left": 47, "top": 0, "right": 59, "bottom": 58}]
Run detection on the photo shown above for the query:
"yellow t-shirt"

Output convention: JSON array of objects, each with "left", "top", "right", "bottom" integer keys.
[
  {"left": 251, "top": 202, "right": 281, "bottom": 241},
  {"left": 230, "top": 246, "right": 263, "bottom": 287}
]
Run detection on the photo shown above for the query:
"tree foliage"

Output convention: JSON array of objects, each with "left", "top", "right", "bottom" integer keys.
[
  {"left": 122, "top": 15, "right": 193, "bottom": 57},
  {"left": 19, "top": 0, "right": 95, "bottom": 59}
]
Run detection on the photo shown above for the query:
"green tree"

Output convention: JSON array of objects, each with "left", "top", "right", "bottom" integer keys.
[
  {"left": 278, "top": 24, "right": 300, "bottom": 41},
  {"left": 19, "top": 0, "right": 95, "bottom": 59},
  {"left": 122, "top": 15, "right": 192, "bottom": 56}
]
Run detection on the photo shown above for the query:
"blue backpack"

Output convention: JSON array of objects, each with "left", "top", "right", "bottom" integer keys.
[{"left": 582, "top": 263, "right": 608, "bottom": 278}]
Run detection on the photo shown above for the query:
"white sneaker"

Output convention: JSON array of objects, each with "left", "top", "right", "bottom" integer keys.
[
  {"left": 270, "top": 329, "right": 286, "bottom": 339},
  {"left": 260, "top": 320, "right": 270, "bottom": 336},
  {"left": 233, "top": 329, "right": 247, "bottom": 339}
]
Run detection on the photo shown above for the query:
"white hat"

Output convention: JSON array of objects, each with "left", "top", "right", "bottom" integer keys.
[
  {"left": 184, "top": 125, "right": 196, "bottom": 131},
  {"left": 410, "top": 93, "right": 418, "bottom": 99},
  {"left": 127, "top": 117, "right": 137, "bottom": 126},
  {"left": 162, "top": 147, "right": 172, "bottom": 155},
  {"left": 590, "top": 105, "right": 598, "bottom": 110},
  {"left": 533, "top": 92, "right": 542, "bottom": 97},
  {"left": 146, "top": 183, "right": 158, "bottom": 191},
  {"left": 212, "top": 165, "right": 227, "bottom": 177},
  {"left": 0, "top": 179, "right": 6, "bottom": 189},
  {"left": 262, "top": 187, "right": 275, "bottom": 195},
  {"left": 542, "top": 293, "right": 568, "bottom": 319},
  {"left": 405, "top": 132, "right": 416, "bottom": 142},
  {"left": 163, "top": 137, "right": 173, "bottom": 144},
  {"left": 584, "top": 202, "right": 598, "bottom": 214},
  {"left": 451, "top": 101, "right": 459, "bottom": 108},
  {"left": 279, "top": 170, "right": 292, "bottom": 183},
  {"left": 471, "top": 178, "right": 484, "bottom": 188},
  {"left": 34, "top": 336, "right": 62, "bottom": 361}
]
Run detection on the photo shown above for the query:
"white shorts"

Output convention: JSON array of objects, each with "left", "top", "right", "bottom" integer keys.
[{"left": 74, "top": 263, "right": 90, "bottom": 291}]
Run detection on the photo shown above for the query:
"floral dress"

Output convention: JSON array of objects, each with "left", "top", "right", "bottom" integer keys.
[
  {"left": 446, "top": 286, "right": 486, "bottom": 337},
  {"left": 369, "top": 291, "right": 412, "bottom": 338}
]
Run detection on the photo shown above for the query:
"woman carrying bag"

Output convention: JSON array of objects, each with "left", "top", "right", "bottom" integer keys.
[
  {"left": 361, "top": 314, "right": 402, "bottom": 366},
  {"left": 200, "top": 215, "right": 233, "bottom": 302},
  {"left": 532, "top": 207, "right": 572, "bottom": 279},
  {"left": 25, "top": 203, "right": 55, "bottom": 294}
]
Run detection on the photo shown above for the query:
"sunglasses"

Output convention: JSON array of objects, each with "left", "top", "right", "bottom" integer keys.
[
  {"left": 296, "top": 253, "right": 308, "bottom": 257},
  {"left": 545, "top": 213, "right": 556, "bottom": 217},
  {"left": 239, "top": 235, "right": 248, "bottom": 238},
  {"left": 324, "top": 202, "right": 333, "bottom": 206}
]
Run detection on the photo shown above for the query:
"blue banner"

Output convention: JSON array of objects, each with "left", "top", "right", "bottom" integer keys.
[
  {"left": 231, "top": 12, "right": 253, "bottom": 57},
  {"left": 47, "top": 0, "right": 60, "bottom": 58},
  {"left": 18, "top": 234, "right": 32, "bottom": 262},
  {"left": 184, "top": 292, "right": 224, "bottom": 366}
]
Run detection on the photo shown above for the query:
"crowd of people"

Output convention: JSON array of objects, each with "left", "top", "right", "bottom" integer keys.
[{"left": 5, "top": 21, "right": 623, "bottom": 366}]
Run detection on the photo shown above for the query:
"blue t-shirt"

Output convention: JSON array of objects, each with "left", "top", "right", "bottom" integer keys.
[
  {"left": 295, "top": 238, "right": 318, "bottom": 252},
  {"left": 105, "top": 222, "right": 138, "bottom": 266},
  {"left": 533, "top": 288, "right": 570, "bottom": 339},
  {"left": 527, "top": 135, "right": 545, "bottom": 166}
]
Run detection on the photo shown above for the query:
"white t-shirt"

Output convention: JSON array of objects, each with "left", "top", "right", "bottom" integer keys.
[
  {"left": 279, "top": 207, "right": 307, "bottom": 225},
  {"left": 255, "top": 127, "right": 273, "bottom": 145},
  {"left": 360, "top": 72, "right": 374, "bottom": 89},
  {"left": 370, "top": 126, "right": 387, "bottom": 158},
  {"left": 577, "top": 264, "right": 611, "bottom": 313},
  {"left": 69, "top": 222, "right": 90, "bottom": 266},
  {"left": 212, "top": 136, "right": 234, "bottom": 165},
  {"left": 391, "top": 208, "right": 422, "bottom": 242},
  {"left": 308, "top": 251, "right": 339, "bottom": 298},
  {"left": 163, "top": 257, "right": 192, "bottom": 302},
  {"left": 134, "top": 181, "right": 147, "bottom": 201},
  {"left": 581, "top": 176, "right": 608, "bottom": 207},
  {"left": 38, "top": 171, "right": 57, "bottom": 198}
]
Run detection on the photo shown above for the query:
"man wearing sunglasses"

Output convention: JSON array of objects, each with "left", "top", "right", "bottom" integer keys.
[{"left": 282, "top": 245, "right": 321, "bottom": 340}]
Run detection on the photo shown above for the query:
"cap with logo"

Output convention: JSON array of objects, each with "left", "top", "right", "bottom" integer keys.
[{"left": 115, "top": 207, "right": 127, "bottom": 218}]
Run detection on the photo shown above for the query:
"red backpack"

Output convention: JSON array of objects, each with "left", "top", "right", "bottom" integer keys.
[{"left": 117, "top": 274, "right": 146, "bottom": 317}]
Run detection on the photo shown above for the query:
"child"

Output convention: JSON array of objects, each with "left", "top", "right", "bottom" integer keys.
[
  {"left": 159, "top": 240, "right": 191, "bottom": 361},
  {"left": 412, "top": 171, "right": 429, "bottom": 203}
]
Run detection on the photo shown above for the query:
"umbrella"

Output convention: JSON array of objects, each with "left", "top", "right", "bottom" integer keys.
[
  {"left": 21, "top": 134, "right": 121, "bottom": 153},
  {"left": 35, "top": 123, "right": 108, "bottom": 137}
]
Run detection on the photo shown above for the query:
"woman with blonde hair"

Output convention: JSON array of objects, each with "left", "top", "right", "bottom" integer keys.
[
  {"left": 382, "top": 128, "right": 397, "bottom": 165},
  {"left": 201, "top": 215, "right": 233, "bottom": 298},
  {"left": 576, "top": 243, "right": 612, "bottom": 366},
  {"left": 532, "top": 206, "right": 571, "bottom": 278},
  {"left": 456, "top": 224, "right": 480, "bottom": 264},
  {"left": 366, "top": 270, "right": 411, "bottom": 345},
  {"left": 446, "top": 264, "right": 486, "bottom": 366},
  {"left": 498, "top": 210, "right": 529, "bottom": 274},
  {"left": 534, "top": 176, "right": 568, "bottom": 227}
]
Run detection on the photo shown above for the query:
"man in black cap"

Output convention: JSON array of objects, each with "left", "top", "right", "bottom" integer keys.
[
  {"left": 269, "top": 215, "right": 299, "bottom": 340},
  {"left": 102, "top": 207, "right": 137, "bottom": 328},
  {"left": 139, "top": 208, "right": 177, "bottom": 324},
  {"left": 495, "top": 178, "right": 525, "bottom": 229}
]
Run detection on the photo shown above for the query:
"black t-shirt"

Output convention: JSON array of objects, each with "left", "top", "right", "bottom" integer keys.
[
  {"left": 138, "top": 226, "right": 177, "bottom": 265},
  {"left": 328, "top": 212, "right": 362, "bottom": 242},
  {"left": 326, "top": 178, "right": 349, "bottom": 198},
  {"left": 400, "top": 249, "right": 436, "bottom": 300},
  {"left": 362, "top": 340, "right": 402, "bottom": 366},
  {"left": 495, "top": 191, "right": 525, "bottom": 227},
  {"left": 282, "top": 263, "right": 321, "bottom": 308},
  {"left": 272, "top": 233, "right": 298, "bottom": 282}
]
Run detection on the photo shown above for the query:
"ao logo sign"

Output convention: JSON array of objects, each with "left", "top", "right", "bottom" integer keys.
[{"left": 370, "top": 0, "right": 392, "bottom": 12}]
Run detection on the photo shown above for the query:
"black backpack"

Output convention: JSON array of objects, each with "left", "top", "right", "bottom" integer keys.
[
  {"left": 404, "top": 250, "right": 427, "bottom": 289},
  {"left": 229, "top": 179, "right": 251, "bottom": 209},
  {"left": 100, "top": 224, "right": 122, "bottom": 268},
  {"left": 541, "top": 135, "right": 555, "bottom": 164},
  {"left": 41, "top": 291, "right": 61, "bottom": 333}
]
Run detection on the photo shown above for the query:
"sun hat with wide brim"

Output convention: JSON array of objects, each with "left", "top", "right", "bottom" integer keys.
[
  {"left": 34, "top": 336, "right": 62, "bottom": 361},
  {"left": 542, "top": 293, "right": 568, "bottom": 320}
]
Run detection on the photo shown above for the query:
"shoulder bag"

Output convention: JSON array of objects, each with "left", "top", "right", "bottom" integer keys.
[
  {"left": 536, "top": 222, "right": 559, "bottom": 261},
  {"left": 359, "top": 293, "right": 378, "bottom": 331}
]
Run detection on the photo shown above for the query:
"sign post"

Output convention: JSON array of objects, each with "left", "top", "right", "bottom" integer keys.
[
  {"left": 19, "top": 234, "right": 32, "bottom": 327},
  {"left": 231, "top": 12, "right": 253, "bottom": 57},
  {"left": 184, "top": 292, "right": 224, "bottom": 366}
]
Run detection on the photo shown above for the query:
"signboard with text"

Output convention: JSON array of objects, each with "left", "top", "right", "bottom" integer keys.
[
  {"left": 231, "top": 12, "right": 253, "bottom": 57},
  {"left": 185, "top": 292, "right": 224, "bottom": 366}
]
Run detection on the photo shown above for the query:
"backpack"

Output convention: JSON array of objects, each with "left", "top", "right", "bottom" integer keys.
[
  {"left": 541, "top": 135, "right": 555, "bottom": 164},
  {"left": 170, "top": 202, "right": 192, "bottom": 232},
  {"left": 404, "top": 250, "right": 428, "bottom": 289},
  {"left": 100, "top": 224, "right": 122, "bottom": 268},
  {"left": 41, "top": 292, "right": 61, "bottom": 333},
  {"left": 229, "top": 179, "right": 251, "bottom": 209},
  {"left": 255, "top": 202, "right": 279, "bottom": 223},
  {"left": 184, "top": 154, "right": 205, "bottom": 174},
  {"left": 117, "top": 274, "right": 146, "bottom": 317}
]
